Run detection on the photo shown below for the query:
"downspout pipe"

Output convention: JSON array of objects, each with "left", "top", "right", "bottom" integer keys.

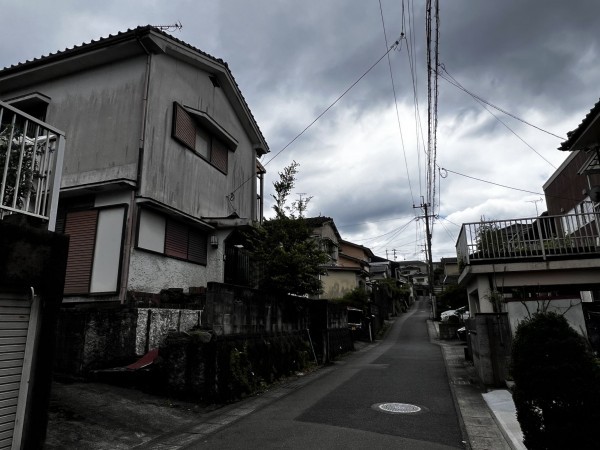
[{"left": 118, "top": 36, "right": 152, "bottom": 303}]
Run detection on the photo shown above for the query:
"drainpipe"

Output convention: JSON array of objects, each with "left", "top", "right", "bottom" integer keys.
[{"left": 117, "top": 37, "right": 152, "bottom": 304}]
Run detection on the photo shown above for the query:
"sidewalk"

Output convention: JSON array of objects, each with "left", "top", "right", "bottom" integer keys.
[{"left": 427, "top": 320, "right": 525, "bottom": 450}]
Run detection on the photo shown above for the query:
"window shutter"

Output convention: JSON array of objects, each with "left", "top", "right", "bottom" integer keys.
[
  {"left": 188, "top": 230, "right": 207, "bottom": 264},
  {"left": 63, "top": 210, "right": 98, "bottom": 294},
  {"left": 172, "top": 103, "right": 196, "bottom": 150},
  {"left": 211, "top": 138, "right": 229, "bottom": 173},
  {"left": 165, "top": 219, "right": 188, "bottom": 259}
]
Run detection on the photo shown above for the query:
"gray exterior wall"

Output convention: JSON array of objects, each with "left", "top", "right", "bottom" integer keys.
[
  {"left": 1, "top": 56, "right": 146, "bottom": 189},
  {"left": 141, "top": 53, "right": 258, "bottom": 220}
]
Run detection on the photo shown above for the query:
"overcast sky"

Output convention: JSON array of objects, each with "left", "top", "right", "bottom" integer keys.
[{"left": 2, "top": 1, "right": 598, "bottom": 261}]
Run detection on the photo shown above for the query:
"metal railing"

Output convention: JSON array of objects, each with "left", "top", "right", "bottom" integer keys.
[
  {"left": 456, "top": 212, "right": 600, "bottom": 266},
  {"left": 0, "top": 100, "right": 65, "bottom": 231}
]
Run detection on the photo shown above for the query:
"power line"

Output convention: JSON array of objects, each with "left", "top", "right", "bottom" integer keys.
[
  {"left": 438, "top": 64, "right": 566, "bottom": 141},
  {"left": 378, "top": 0, "right": 415, "bottom": 206},
  {"left": 441, "top": 166, "right": 582, "bottom": 202},
  {"left": 439, "top": 69, "right": 557, "bottom": 170},
  {"left": 228, "top": 33, "right": 404, "bottom": 198}
]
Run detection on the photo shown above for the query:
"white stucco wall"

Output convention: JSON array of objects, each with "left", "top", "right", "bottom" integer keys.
[
  {"left": 128, "top": 248, "right": 213, "bottom": 293},
  {"left": 506, "top": 299, "right": 588, "bottom": 337}
]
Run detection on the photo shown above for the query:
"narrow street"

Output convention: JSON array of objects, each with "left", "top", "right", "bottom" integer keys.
[{"left": 185, "top": 300, "right": 464, "bottom": 449}]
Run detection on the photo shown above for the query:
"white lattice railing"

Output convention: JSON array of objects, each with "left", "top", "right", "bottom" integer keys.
[{"left": 0, "top": 100, "right": 65, "bottom": 231}]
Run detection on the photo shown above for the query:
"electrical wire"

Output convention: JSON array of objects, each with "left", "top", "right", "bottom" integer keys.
[
  {"left": 228, "top": 34, "right": 404, "bottom": 197},
  {"left": 438, "top": 64, "right": 566, "bottom": 141},
  {"left": 439, "top": 71, "right": 557, "bottom": 170},
  {"left": 442, "top": 166, "right": 582, "bottom": 202},
  {"left": 378, "top": 0, "right": 415, "bottom": 206}
]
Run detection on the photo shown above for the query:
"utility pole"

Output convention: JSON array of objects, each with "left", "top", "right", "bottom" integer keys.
[{"left": 414, "top": 198, "right": 437, "bottom": 319}]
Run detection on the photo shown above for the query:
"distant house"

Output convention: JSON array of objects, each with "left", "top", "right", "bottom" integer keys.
[
  {"left": 0, "top": 26, "right": 269, "bottom": 303},
  {"left": 323, "top": 239, "right": 374, "bottom": 299}
]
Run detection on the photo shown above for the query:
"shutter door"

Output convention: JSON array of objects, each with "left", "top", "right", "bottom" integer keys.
[
  {"left": 188, "top": 231, "right": 207, "bottom": 264},
  {"left": 211, "top": 138, "right": 229, "bottom": 173},
  {"left": 64, "top": 210, "right": 98, "bottom": 294},
  {"left": 165, "top": 220, "right": 188, "bottom": 259},
  {"left": 173, "top": 103, "right": 196, "bottom": 150},
  {"left": 0, "top": 293, "right": 32, "bottom": 450}
]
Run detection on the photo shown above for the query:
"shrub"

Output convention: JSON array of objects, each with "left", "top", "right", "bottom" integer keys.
[{"left": 510, "top": 312, "right": 600, "bottom": 449}]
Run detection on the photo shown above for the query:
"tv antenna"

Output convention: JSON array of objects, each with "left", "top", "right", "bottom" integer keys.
[
  {"left": 527, "top": 198, "right": 544, "bottom": 216},
  {"left": 152, "top": 21, "right": 183, "bottom": 32}
]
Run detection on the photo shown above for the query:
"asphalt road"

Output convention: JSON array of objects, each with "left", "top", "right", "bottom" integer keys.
[{"left": 188, "top": 299, "right": 464, "bottom": 449}]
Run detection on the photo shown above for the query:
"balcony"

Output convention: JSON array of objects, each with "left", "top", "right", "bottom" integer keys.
[
  {"left": 456, "top": 212, "right": 600, "bottom": 268},
  {"left": 0, "top": 100, "right": 65, "bottom": 231}
]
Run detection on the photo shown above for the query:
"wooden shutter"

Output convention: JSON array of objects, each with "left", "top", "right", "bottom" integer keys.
[
  {"left": 63, "top": 210, "right": 98, "bottom": 294},
  {"left": 188, "top": 230, "right": 207, "bottom": 264},
  {"left": 211, "top": 138, "right": 229, "bottom": 173},
  {"left": 172, "top": 103, "right": 196, "bottom": 150},
  {"left": 165, "top": 220, "right": 188, "bottom": 259}
]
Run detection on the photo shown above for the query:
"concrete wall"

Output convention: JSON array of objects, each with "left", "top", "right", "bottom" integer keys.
[
  {"left": 141, "top": 53, "right": 257, "bottom": 220},
  {"left": 468, "top": 313, "right": 512, "bottom": 386},
  {"left": 506, "top": 298, "right": 587, "bottom": 337},
  {"left": 321, "top": 271, "right": 357, "bottom": 299},
  {"left": 135, "top": 308, "right": 203, "bottom": 355},
  {"left": 55, "top": 306, "right": 138, "bottom": 376},
  {"left": 205, "top": 283, "right": 311, "bottom": 335}
]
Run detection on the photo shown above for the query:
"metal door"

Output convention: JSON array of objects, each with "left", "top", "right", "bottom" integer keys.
[{"left": 0, "top": 290, "right": 39, "bottom": 450}]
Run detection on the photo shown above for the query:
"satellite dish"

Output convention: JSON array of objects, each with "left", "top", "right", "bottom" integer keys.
[{"left": 589, "top": 186, "right": 600, "bottom": 203}]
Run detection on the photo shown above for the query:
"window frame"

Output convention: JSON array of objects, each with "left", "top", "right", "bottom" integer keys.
[
  {"left": 171, "top": 102, "right": 235, "bottom": 175},
  {"left": 136, "top": 208, "right": 208, "bottom": 266},
  {"left": 62, "top": 204, "right": 128, "bottom": 296}
]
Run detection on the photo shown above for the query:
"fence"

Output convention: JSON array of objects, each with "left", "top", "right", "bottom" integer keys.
[
  {"left": 0, "top": 100, "right": 65, "bottom": 230},
  {"left": 457, "top": 212, "right": 600, "bottom": 266}
]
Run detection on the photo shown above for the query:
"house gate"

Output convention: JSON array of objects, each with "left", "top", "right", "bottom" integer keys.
[{"left": 0, "top": 290, "right": 40, "bottom": 450}]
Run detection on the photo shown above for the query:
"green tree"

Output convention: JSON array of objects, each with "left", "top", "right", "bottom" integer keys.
[
  {"left": 246, "top": 162, "right": 328, "bottom": 296},
  {"left": 511, "top": 312, "right": 600, "bottom": 449},
  {"left": 438, "top": 284, "right": 467, "bottom": 310},
  {"left": 476, "top": 220, "right": 508, "bottom": 258},
  {"left": 0, "top": 126, "right": 38, "bottom": 208}
]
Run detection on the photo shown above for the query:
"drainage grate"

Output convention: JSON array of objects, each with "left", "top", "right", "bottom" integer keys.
[{"left": 373, "top": 403, "right": 424, "bottom": 414}]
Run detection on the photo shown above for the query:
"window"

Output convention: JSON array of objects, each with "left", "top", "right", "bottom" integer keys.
[
  {"left": 63, "top": 206, "right": 126, "bottom": 295},
  {"left": 5, "top": 92, "right": 50, "bottom": 122},
  {"left": 172, "top": 102, "right": 236, "bottom": 174},
  {"left": 137, "top": 208, "right": 207, "bottom": 265}
]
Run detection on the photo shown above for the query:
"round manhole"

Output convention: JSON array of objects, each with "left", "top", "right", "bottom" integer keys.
[{"left": 373, "top": 402, "right": 425, "bottom": 414}]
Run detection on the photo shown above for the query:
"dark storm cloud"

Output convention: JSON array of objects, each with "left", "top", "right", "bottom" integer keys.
[{"left": 2, "top": 0, "right": 599, "bottom": 259}]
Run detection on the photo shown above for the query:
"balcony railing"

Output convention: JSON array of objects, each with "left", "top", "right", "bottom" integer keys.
[
  {"left": 457, "top": 212, "right": 600, "bottom": 267},
  {"left": 0, "top": 101, "right": 65, "bottom": 231}
]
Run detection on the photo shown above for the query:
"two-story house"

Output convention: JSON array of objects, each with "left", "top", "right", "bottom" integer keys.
[
  {"left": 0, "top": 26, "right": 269, "bottom": 303},
  {"left": 322, "top": 239, "right": 374, "bottom": 299}
]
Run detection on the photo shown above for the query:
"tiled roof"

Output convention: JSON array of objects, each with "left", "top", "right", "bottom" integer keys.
[
  {"left": 0, "top": 26, "right": 226, "bottom": 73},
  {"left": 559, "top": 98, "right": 600, "bottom": 150},
  {"left": 0, "top": 25, "right": 268, "bottom": 150},
  {"left": 304, "top": 216, "right": 334, "bottom": 227}
]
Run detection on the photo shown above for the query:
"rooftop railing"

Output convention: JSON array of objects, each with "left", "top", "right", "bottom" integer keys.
[
  {"left": 456, "top": 212, "right": 600, "bottom": 267},
  {"left": 0, "top": 101, "right": 65, "bottom": 231}
]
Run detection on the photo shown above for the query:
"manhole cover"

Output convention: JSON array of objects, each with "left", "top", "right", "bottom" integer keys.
[{"left": 373, "top": 402, "right": 423, "bottom": 414}]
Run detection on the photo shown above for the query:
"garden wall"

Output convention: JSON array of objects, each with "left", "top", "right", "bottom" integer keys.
[{"left": 159, "top": 331, "right": 314, "bottom": 402}]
